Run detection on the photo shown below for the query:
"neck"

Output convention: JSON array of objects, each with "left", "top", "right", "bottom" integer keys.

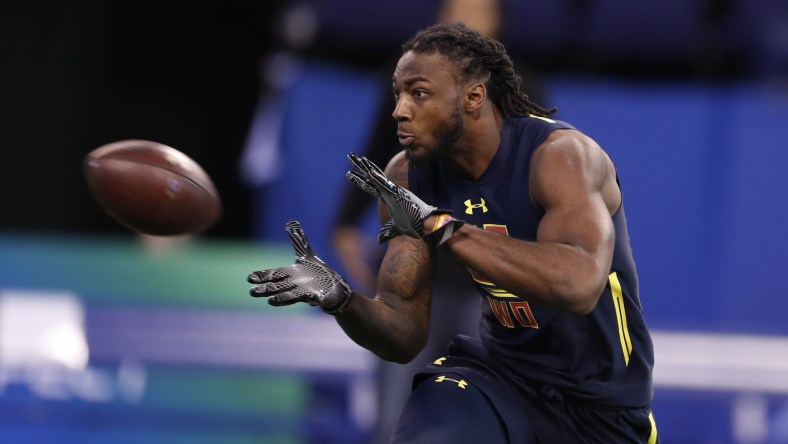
[{"left": 446, "top": 106, "right": 504, "bottom": 181}]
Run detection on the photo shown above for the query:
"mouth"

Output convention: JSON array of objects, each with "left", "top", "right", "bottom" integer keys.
[{"left": 397, "top": 132, "right": 415, "bottom": 147}]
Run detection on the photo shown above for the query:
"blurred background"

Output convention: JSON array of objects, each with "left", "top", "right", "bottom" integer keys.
[{"left": 1, "top": 0, "right": 788, "bottom": 442}]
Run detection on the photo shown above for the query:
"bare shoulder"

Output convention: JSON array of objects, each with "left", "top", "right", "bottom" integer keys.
[
  {"left": 533, "top": 129, "right": 605, "bottom": 163},
  {"left": 384, "top": 150, "right": 410, "bottom": 188},
  {"left": 530, "top": 129, "right": 620, "bottom": 212}
]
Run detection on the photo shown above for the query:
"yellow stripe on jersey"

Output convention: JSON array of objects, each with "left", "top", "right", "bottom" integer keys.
[
  {"left": 610, "top": 272, "right": 633, "bottom": 365},
  {"left": 482, "top": 287, "right": 519, "bottom": 298},
  {"left": 648, "top": 412, "right": 658, "bottom": 444},
  {"left": 528, "top": 114, "right": 557, "bottom": 124}
]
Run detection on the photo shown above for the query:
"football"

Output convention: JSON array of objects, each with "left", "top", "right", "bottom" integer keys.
[{"left": 83, "top": 139, "right": 222, "bottom": 236}]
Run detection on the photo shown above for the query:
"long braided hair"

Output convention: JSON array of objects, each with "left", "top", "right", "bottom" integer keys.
[{"left": 402, "top": 23, "right": 555, "bottom": 118}]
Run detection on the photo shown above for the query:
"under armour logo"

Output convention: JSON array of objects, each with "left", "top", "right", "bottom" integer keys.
[
  {"left": 435, "top": 375, "right": 468, "bottom": 389},
  {"left": 464, "top": 198, "right": 488, "bottom": 215}
]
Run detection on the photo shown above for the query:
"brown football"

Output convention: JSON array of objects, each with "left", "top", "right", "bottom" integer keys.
[{"left": 83, "top": 139, "right": 222, "bottom": 236}]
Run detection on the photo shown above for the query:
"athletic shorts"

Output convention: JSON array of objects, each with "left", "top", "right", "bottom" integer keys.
[{"left": 390, "top": 335, "right": 659, "bottom": 444}]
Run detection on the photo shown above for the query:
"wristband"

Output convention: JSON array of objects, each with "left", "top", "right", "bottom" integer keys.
[
  {"left": 431, "top": 213, "right": 454, "bottom": 233},
  {"left": 322, "top": 289, "right": 353, "bottom": 315},
  {"left": 424, "top": 213, "right": 464, "bottom": 247}
]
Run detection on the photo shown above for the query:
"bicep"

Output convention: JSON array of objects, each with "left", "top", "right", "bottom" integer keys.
[{"left": 530, "top": 132, "right": 617, "bottom": 260}]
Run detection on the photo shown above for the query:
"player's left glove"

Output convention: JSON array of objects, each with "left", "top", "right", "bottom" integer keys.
[
  {"left": 346, "top": 152, "right": 463, "bottom": 246},
  {"left": 248, "top": 220, "right": 352, "bottom": 314}
]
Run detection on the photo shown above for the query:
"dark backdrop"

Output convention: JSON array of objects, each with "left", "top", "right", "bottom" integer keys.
[
  {"left": 0, "top": 0, "right": 285, "bottom": 239},
  {"left": 0, "top": 0, "right": 771, "bottom": 239}
]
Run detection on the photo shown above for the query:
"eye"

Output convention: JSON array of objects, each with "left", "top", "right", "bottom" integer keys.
[
  {"left": 413, "top": 89, "right": 427, "bottom": 99},
  {"left": 392, "top": 89, "right": 401, "bottom": 100}
]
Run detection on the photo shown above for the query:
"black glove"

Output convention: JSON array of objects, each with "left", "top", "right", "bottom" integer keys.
[
  {"left": 377, "top": 219, "right": 401, "bottom": 244},
  {"left": 346, "top": 152, "right": 464, "bottom": 246},
  {"left": 248, "top": 220, "right": 352, "bottom": 314}
]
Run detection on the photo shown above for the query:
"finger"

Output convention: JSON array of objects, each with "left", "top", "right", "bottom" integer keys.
[
  {"left": 249, "top": 279, "right": 296, "bottom": 297},
  {"left": 267, "top": 290, "right": 315, "bottom": 307},
  {"left": 359, "top": 157, "right": 397, "bottom": 192},
  {"left": 357, "top": 155, "right": 388, "bottom": 178},
  {"left": 347, "top": 152, "right": 368, "bottom": 173},
  {"left": 349, "top": 153, "right": 388, "bottom": 185},
  {"left": 346, "top": 171, "right": 380, "bottom": 197},
  {"left": 350, "top": 154, "right": 398, "bottom": 199},
  {"left": 285, "top": 220, "right": 315, "bottom": 259},
  {"left": 247, "top": 268, "right": 289, "bottom": 284}
]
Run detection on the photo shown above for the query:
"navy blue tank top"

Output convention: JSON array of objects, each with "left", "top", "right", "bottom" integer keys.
[{"left": 409, "top": 115, "right": 654, "bottom": 407}]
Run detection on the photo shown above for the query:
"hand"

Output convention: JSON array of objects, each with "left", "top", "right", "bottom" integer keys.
[
  {"left": 346, "top": 152, "right": 438, "bottom": 238},
  {"left": 377, "top": 219, "right": 401, "bottom": 244},
  {"left": 346, "top": 153, "right": 463, "bottom": 246},
  {"left": 248, "top": 220, "right": 352, "bottom": 314}
]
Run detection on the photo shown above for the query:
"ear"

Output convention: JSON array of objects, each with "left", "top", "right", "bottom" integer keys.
[{"left": 464, "top": 83, "right": 486, "bottom": 112}]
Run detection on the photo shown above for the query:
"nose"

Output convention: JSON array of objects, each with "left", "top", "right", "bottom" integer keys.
[{"left": 392, "top": 97, "right": 410, "bottom": 123}]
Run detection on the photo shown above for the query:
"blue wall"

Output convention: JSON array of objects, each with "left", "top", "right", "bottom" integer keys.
[
  {"left": 548, "top": 78, "right": 788, "bottom": 334},
  {"left": 252, "top": 61, "right": 385, "bottom": 273}
]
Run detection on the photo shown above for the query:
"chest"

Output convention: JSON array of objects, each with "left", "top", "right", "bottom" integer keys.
[{"left": 435, "top": 167, "right": 541, "bottom": 242}]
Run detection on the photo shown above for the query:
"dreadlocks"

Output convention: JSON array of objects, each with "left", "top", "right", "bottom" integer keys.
[{"left": 402, "top": 23, "right": 555, "bottom": 118}]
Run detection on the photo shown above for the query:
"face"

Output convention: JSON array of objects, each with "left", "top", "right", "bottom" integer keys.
[{"left": 392, "top": 51, "right": 466, "bottom": 166}]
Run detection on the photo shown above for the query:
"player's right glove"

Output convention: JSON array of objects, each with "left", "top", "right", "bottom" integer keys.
[
  {"left": 346, "top": 152, "right": 464, "bottom": 246},
  {"left": 377, "top": 219, "right": 401, "bottom": 244},
  {"left": 248, "top": 220, "right": 352, "bottom": 314}
]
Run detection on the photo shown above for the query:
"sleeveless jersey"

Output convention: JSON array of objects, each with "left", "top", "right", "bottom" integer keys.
[{"left": 408, "top": 115, "right": 654, "bottom": 407}]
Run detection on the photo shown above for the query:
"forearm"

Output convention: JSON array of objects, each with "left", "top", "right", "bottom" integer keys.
[
  {"left": 334, "top": 237, "right": 434, "bottom": 363},
  {"left": 442, "top": 224, "right": 607, "bottom": 314}
]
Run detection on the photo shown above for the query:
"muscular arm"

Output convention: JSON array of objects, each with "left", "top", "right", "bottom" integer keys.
[
  {"left": 334, "top": 152, "right": 435, "bottom": 363},
  {"left": 437, "top": 130, "right": 620, "bottom": 314}
]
